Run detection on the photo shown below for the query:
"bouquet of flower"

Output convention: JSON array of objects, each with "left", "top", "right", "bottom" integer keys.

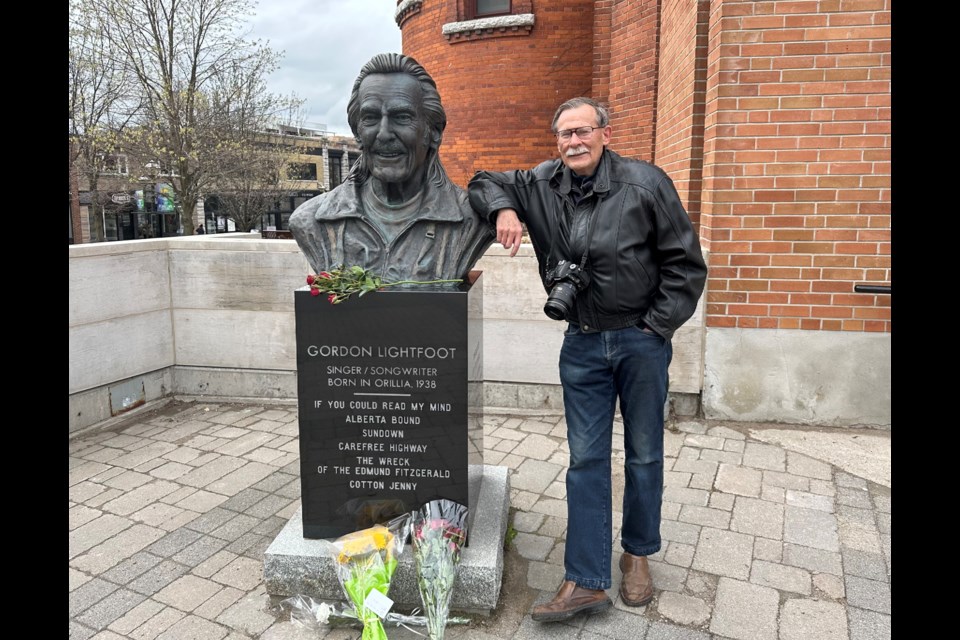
[
  {"left": 330, "top": 514, "right": 412, "bottom": 640},
  {"left": 410, "top": 499, "right": 469, "bottom": 640},
  {"left": 307, "top": 264, "right": 462, "bottom": 304}
]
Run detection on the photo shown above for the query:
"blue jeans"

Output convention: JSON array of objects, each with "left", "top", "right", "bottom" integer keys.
[{"left": 559, "top": 323, "right": 672, "bottom": 590}]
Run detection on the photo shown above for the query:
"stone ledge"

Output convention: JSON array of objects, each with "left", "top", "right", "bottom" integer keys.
[
  {"left": 264, "top": 465, "right": 510, "bottom": 615},
  {"left": 442, "top": 14, "right": 535, "bottom": 41},
  {"left": 394, "top": 0, "right": 423, "bottom": 27}
]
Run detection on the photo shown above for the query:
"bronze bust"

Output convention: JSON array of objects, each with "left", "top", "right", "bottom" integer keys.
[{"left": 289, "top": 53, "right": 495, "bottom": 283}]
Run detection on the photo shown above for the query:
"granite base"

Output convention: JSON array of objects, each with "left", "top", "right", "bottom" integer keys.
[{"left": 263, "top": 464, "right": 510, "bottom": 615}]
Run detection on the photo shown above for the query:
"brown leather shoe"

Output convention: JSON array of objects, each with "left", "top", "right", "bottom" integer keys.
[
  {"left": 619, "top": 553, "right": 654, "bottom": 606},
  {"left": 531, "top": 580, "right": 612, "bottom": 622}
]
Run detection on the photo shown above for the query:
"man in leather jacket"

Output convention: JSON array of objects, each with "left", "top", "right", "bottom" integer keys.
[{"left": 468, "top": 97, "right": 707, "bottom": 622}]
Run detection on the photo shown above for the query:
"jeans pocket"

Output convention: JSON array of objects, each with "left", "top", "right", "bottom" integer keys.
[
  {"left": 564, "top": 322, "right": 582, "bottom": 336},
  {"left": 633, "top": 323, "right": 662, "bottom": 340}
]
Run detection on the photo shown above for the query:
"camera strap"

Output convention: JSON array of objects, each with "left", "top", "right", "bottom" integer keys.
[{"left": 548, "top": 193, "right": 602, "bottom": 274}]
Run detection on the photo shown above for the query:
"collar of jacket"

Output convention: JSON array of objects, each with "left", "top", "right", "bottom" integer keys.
[
  {"left": 551, "top": 148, "right": 613, "bottom": 197},
  {"left": 313, "top": 173, "right": 467, "bottom": 224}
]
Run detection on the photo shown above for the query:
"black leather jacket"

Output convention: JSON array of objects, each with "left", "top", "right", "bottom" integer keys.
[{"left": 468, "top": 149, "right": 707, "bottom": 340}]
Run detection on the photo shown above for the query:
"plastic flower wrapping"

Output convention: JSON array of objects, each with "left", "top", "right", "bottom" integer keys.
[
  {"left": 277, "top": 594, "right": 472, "bottom": 633},
  {"left": 411, "top": 499, "right": 469, "bottom": 640},
  {"left": 330, "top": 514, "right": 412, "bottom": 640}
]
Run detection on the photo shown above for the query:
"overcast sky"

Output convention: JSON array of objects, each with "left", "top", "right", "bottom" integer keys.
[{"left": 247, "top": 0, "right": 402, "bottom": 136}]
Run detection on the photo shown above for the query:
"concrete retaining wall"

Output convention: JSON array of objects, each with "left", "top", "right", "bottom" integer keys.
[
  {"left": 702, "top": 327, "right": 891, "bottom": 428},
  {"left": 69, "top": 236, "right": 888, "bottom": 433}
]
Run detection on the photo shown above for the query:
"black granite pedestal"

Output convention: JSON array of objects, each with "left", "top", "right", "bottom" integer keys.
[
  {"left": 265, "top": 271, "right": 508, "bottom": 612},
  {"left": 293, "top": 271, "right": 484, "bottom": 539}
]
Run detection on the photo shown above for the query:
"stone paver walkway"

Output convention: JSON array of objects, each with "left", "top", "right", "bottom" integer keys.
[{"left": 69, "top": 399, "right": 891, "bottom": 639}]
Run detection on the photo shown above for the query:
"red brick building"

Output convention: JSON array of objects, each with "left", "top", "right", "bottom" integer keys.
[
  {"left": 397, "top": 0, "right": 890, "bottom": 335},
  {"left": 397, "top": 0, "right": 890, "bottom": 425}
]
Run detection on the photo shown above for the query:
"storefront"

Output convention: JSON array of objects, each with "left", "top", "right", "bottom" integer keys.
[
  {"left": 202, "top": 190, "right": 323, "bottom": 234},
  {"left": 97, "top": 184, "right": 181, "bottom": 241}
]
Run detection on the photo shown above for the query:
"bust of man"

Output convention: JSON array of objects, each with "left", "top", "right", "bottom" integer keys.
[{"left": 289, "top": 53, "right": 495, "bottom": 283}]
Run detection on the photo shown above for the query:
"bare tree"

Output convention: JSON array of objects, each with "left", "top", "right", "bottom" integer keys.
[
  {"left": 87, "top": 0, "right": 290, "bottom": 235},
  {"left": 205, "top": 64, "right": 306, "bottom": 232},
  {"left": 211, "top": 138, "right": 295, "bottom": 232},
  {"left": 69, "top": 0, "right": 140, "bottom": 242}
]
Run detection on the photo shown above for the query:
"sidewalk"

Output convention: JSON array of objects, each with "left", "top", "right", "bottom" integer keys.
[{"left": 69, "top": 398, "right": 891, "bottom": 640}]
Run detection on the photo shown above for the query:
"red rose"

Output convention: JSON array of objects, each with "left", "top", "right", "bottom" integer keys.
[
  {"left": 320, "top": 272, "right": 332, "bottom": 279},
  {"left": 328, "top": 293, "right": 337, "bottom": 303},
  {"left": 310, "top": 288, "right": 320, "bottom": 297},
  {"left": 306, "top": 274, "right": 316, "bottom": 285}
]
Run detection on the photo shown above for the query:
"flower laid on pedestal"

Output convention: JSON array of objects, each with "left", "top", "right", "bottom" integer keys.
[
  {"left": 306, "top": 265, "right": 462, "bottom": 304},
  {"left": 330, "top": 514, "right": 412, "bottom": 640},
  {"left": 410, "top": 499, "right": 469, "bottom": 640}
]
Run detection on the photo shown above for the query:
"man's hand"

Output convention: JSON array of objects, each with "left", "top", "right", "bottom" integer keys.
[{"left": 496, "top": 208, "right": 524, "bottom": 257}]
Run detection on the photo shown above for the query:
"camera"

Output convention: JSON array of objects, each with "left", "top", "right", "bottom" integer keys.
[{"left": 543, "top": 260, "right": 591, "bottom": 320}]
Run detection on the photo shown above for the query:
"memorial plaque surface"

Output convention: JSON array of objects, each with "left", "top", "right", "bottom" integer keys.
[{"left": 295, "top": 272, "right": 483, "bottom": 538}]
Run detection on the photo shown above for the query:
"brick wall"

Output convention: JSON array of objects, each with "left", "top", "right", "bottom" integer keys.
[
  {"left": 603, "top": 0, "right": 660, "bottom": 161},
  {"left": 400, "top": 0, "right": 596, "bottom": 186},
  {"left": 70, "top": 141, "right": 86, "bottom": 243},
  {"left": 401, "top": 1, "right": 891, "bottom": 335},
  {"left": 700, "top": 0, "right": 891, "bottom": 333},
  {"left": 655, "top": 0, "right": 710, "bottom": 231},
  {"left": 591, "top": 0, "right": 613, "bottom": 104}
]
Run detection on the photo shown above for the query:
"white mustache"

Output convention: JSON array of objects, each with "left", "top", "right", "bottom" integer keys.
[{"left": 565, "top": 146, "right": 588, "bottom": 157}]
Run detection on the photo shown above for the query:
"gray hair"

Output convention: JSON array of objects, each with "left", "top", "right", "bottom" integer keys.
[{"left": 551, "top": 97, "right": 610, "bottom": 133}]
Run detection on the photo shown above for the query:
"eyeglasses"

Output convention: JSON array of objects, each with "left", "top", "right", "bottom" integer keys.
[{"left": 556, "top": 126, "right": 600, "bottom": 141}]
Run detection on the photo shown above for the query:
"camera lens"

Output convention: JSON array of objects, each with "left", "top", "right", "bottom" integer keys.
[{"left": 543, "top": 282, "right": 578, "bottom": 321}]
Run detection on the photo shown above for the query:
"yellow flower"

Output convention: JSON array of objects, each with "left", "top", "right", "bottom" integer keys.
[{"left": 335, "top": 525, "right": 394, "bottom": 564}]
